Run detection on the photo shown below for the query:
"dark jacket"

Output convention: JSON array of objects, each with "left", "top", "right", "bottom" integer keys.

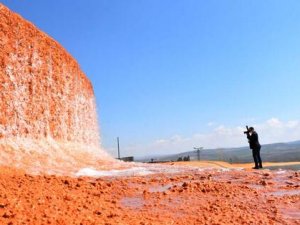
[{"left": 247, "top": 131, "right": 261, "bottom": 149}]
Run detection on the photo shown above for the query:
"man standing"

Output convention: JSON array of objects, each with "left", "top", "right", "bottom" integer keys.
[{"left": 246, "top": 127, "right": 263, "bottom": 169}]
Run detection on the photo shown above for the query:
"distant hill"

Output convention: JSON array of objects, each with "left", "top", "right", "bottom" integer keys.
[{"left": 139, "top": 140, "right": 300, "bottom": 163}]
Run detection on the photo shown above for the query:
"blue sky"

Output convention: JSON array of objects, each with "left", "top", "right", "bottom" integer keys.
[{"left": 2, "top": 0, "right": 300, "bottom": 157}]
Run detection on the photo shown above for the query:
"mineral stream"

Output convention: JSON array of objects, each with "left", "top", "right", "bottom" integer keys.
[{"left": 0, "top": 4, "right": 119, "bottom": 175}]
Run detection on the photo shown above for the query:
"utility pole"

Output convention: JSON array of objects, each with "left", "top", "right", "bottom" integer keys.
[
  {"left": 193, "top": 147, "right": 203, "bottom": 161},
  {"left": 117, "top": 137, "right": 120, "bottom": 159}
]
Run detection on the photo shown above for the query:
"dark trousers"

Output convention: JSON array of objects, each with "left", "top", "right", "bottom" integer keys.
[{"left": 252, "top": 147, "right": 263, "bottom": 168}]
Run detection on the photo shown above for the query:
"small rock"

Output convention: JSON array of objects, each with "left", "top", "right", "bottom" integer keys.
[
  {"left": 260, "top": 180, "right": 267, "bottom": 186},
  {"left": 182, "top": 182, "right": 188, "bottom": 188},
  {"left": 63, "top": 180, "right": 70, "bottom": 185},
  {"left": 63, "top": 195, "right": 72, "bottom": 201},
  {"left": 94, "top": 210, "right": 102, "bottom": 215},
  {"left": 89, "top": 182, "right": 96, "bottom": 187}
]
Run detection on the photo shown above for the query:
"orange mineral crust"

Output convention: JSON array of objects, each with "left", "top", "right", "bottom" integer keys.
[
  {"left": 0, "top": 167, "right": 299, "bottom": 225},
  {"left": 0, "top": 4, "right": 114, "bottom": 173}
]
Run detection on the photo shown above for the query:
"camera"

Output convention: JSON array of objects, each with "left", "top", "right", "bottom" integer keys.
[{"left": 243, "top": 125, "right": 249, "bottom": 134}]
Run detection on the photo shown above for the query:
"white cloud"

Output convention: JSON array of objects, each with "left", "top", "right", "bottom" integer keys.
[
  {"left": 116, "top": 118, "right": 300, "bottom": 157},
  {"left": 254, "top": 118, "right": 300, "bottom": 144},
  {"left": 266, "top": 118, "right": 282, "bottom": 128},
  {"left": 207, "top": 122, "right": 216, "bottom": 127},
  {"left": 287, "top": 120, "right": 299, "bottom": 128}
]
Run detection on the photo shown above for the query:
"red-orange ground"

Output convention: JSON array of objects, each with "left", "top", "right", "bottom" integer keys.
[{"left": 0, "top": 165, "right": 299, "bottom": 225}]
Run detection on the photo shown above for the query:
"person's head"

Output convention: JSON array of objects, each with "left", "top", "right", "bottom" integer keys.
[{"left": 249, "top": 127, "right": 254, "bottom": 133}]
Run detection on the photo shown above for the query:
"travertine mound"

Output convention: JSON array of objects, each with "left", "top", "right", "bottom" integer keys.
[
  {"left": 0, "top": 4, "right": 114, "bottom": 174},
  {"left": 0, "top": 167, "right": 299, "bottom": 224}
]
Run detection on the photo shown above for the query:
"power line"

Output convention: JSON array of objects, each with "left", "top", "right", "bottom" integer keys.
[
  {"left": 193, "top": 147, "right": 203, "bottom": 161},
  {"left": 117, "top": 137, "right": 120, "bottom": 159}
]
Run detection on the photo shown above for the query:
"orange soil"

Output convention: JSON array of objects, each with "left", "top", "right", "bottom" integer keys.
[{"left": 0, "top": 165, "right": 299, "bottom": 225}]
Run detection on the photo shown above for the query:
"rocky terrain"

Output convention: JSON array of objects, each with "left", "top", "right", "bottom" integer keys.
[{"left": 0, "top": 165, "right": 299, "bottom": 225}]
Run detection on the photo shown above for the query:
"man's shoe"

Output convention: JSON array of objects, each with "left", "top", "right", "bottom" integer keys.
[{"left": 252, "top": 167, "right": 259, "bottom": 169}]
